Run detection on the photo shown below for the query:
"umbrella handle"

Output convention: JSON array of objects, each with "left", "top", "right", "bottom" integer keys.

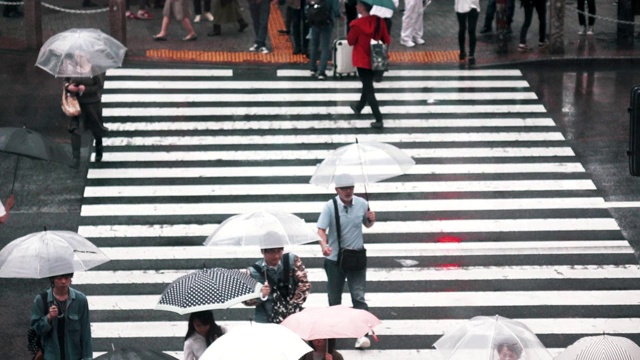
[{"left": 10, "top": 156, "right": 20, "bottom": 195}]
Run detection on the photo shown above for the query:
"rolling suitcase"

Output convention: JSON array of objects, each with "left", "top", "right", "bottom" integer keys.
[
  {"left": 627, "top": 85, "right": 640, "bottom": 176},
  {"left": 333, "top": 39, "right": 356, "bottom": 78},
  {"left": 333, "top": 21, "right": 356, "bottom": 78}
]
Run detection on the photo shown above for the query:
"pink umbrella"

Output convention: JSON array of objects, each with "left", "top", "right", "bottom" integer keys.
[{"left": 280, "top": 305, "right": 381, "bottom": 340}]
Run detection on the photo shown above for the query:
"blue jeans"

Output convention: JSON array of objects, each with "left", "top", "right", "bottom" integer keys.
[
  {"left": 324, "top": 259, "right": 368, "bottom": 310},
  {"left": 248, "top": 0, "right": 271, "bottom": 47},
  {"left": 310, "top": 23, "right": 333, "bottom": 75}
]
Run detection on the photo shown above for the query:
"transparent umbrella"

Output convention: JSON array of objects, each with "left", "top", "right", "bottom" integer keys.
[
  {"left": 0, "top": 230, "right": 110, "bottom": 278},
  {"left": 554, "top": 335, "right": 640, "bottom": 360},
  {"left": 204, "top": 209, "right": 320, "bottom": 249},
  {"left": 200, "top": 323, "right": 312, "bottom": 360},
  {"left": 36, "top": 28, "right": 127, "bottom": 78},
  {"left": 433, "top": 315, "right": 553, "bottom": 360}
]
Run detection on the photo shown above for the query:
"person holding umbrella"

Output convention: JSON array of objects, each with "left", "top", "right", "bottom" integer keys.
[
  {"left": 30, "top": 272, "right": 93, "bottom": 360},
  {"left": 316, "top": 173, "right": 376, "bottom": 349},
  {"left": 63, "top": 51, "right": 109, "bottom": 168},
  {"left": 244, "top": 238, "right": 310, "bottom": 324}
]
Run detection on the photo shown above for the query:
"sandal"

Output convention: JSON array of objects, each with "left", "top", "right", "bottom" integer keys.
[{"left": 152, "top": 34, "right": 167, "bottom": 41}]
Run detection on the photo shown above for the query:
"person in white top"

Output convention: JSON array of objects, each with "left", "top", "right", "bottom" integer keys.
[
  {"left": 454, "top": 0, "right": 481, "bottom": 65},
  {"left": 183, "top": 311, "right": 225, "bottom": 360},
  {"left": 400, "top": 0, "right": 425, "bottom": 47}
]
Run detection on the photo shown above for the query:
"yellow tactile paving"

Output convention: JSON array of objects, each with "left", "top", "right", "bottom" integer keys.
[{"left": 146, "top": 3, "right": 458, "bottom": 64}]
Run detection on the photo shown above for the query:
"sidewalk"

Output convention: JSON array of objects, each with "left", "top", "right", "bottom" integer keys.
[{"left": 0, "top": 0, "right": 638, "bottom": 67}]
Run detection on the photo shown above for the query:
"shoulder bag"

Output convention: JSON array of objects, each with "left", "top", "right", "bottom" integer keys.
[
  {"left": 370, "top": 17, "right": 389, "bottom": 72},
  {"left": 333, "top": 198, "right": 367, "bottom": 272},
  {"left": 61, "top": 84, "right": 81, "bottom": 117}
]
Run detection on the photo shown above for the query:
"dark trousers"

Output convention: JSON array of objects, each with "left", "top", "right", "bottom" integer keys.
[
  {"left": 3, "top": 5, "right": 19, "bottom": 16},
  {"left": 456, "top": 8, "right": 479, "bottom": 57},
  {"left": 356, "top": 68, "right": 382, "bottom": 122},
  {"left": 286, "top": 6, "right": 308, "bottom": 52},
  {"left": 577, "top": 0, "right": 596, "bottom": 26},
  {"left": 248, "top": 0, "right": 271, "bottom": 47},
  {"left": 482, "top": 0, "right": 515, "bottom": 29},
  {"left": 70, "top": 102, "right": 106, "bottom": 158},
  {"left": 193, "top": 0, "right": 211, "bottom": 14},
  {"left": 519, "top": 0, "right": 546, "bottom": 45}
]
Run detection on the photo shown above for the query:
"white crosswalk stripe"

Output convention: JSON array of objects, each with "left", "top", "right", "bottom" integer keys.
[{"left": 79, "top": 68, "right": 639, "bottom": 358}]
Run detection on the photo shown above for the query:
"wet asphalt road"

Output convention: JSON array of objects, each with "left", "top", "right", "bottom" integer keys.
[{"left": 1, "top": 52, "right": 640, "bottom": 358}]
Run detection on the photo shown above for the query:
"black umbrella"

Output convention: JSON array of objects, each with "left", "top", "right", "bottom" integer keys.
[
  {"left": 0, "top": 127, "right": 73, "bottom": 221},
  {"left": 155, "top": 268, "right": 262, "bottom": 315},
  {"left": 95, "top": 348, "right": 177, "bottom": 360}
]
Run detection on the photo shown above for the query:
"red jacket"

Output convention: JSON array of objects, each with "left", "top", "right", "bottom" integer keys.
[{"left": 347, "top": 15, "right": 391, "bottom": 69}]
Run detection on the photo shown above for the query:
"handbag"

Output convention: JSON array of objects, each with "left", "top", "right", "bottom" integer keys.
[
  {"left": 370, "top": 18, "right": 389, "bottom": 72},
  {"left": 333, "top": 198, "right": 367, "bottom": 272},
  {"left": 61, "top": 84, "right": 81, "bottom": 117}
]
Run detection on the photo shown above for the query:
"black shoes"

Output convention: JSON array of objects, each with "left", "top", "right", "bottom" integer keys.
[
  {"left": 468, "top": 56, "right": 475, "bottom": 66},
  {"left": 479, "top": 26, "right": 491, "bottom": 34},
  {"left": 238, "top": 20, "right": 249, "bottom": 32},
  {"left": 350, "top": 102, "right": 362, "bottom": 115},
  {"left": 370, "top": 121, "right": 383, "bottom": 129},
  {"left": 95, "top": 144, "right": 103, "bottom": 163},
  {"left": 278, "top": 29, "right": 290, "bottom": 35},
  {"left": 208, "top": 25, "right": 222, "bottom": 36}
]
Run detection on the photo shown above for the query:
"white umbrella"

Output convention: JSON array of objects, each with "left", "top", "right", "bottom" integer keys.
[
  {"left": 204, "top": 209, "right": 320, "bottom": 249},
  {"left": 0, "top": 230, "right": 110, "bottom": 278},
  {"left": 554, "top": 334, "right": 640, "bottom": 360},
  {"left": 309, "top": 140, "right": 415, "bottom": 188},
  {"left": 36, "top": 28, "right": 127, "bottom": 78},
  {"left": 155, "top": 268, "right": 262, "bottom": 315},
  {"left": 200, "top": 323, "right": 312, "bottom": 360},
  {"left": 433, "top": 315, "right": 553, "bottom": 360}
]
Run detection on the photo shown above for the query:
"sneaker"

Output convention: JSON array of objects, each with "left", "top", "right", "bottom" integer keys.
[
  {"left": 587, "top": 26, "right": 594, "bottom": 35},
  {"left": 479, "top": 26, "right": 491, "bottom": 34},
  {"left": 137, "top": 10, "right": 153, "bottom": 19},
  {"left": 194, "top": 14, "right": 201, "bottom": 23},
  {"left": 538, "top": 40, "right": 549, "bottom": 48},
  {"left": 579, "top": 26, "right": 587, "bottom": 35},
  {"left": 518, "top": 43, "right": 532, "bottom": 52},
  {"left": 413, "top": 38, "right": 425, "bottom": 45},
  {"left": 468, "top": 56, "right": 475, "bottom": 65},
  {"left": 258, "top": 46, "right": 270, "bottom": 54},
  {"left": 125, "top": 10, "right": 137, "bottom": 18},
  {"left": 317, "top": 73, "right": 326, "bottom": 80},
  {"left": 248, "top": 44, "right": 259, "bottom": 52},
  {"left": 310, "top": 70, "right": 317, "bottom": 77},
  {"left": 355, "top": 336, "right": 371, "bottom": 349},
  {"left": 400, "top": 39, "right": 415, "bottom": 48},
  {"left": 204, "top": 12, "right": 214, "bottom": 21}
]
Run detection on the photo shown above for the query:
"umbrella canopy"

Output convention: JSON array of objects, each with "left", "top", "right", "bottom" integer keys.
[
  {"left": 309, "top": 141, "right": 415, "bottom": 188},
  {"left": 0, "top": 230, "right": 110, "bottom": 278},
  {"left": 554, "top": 335, "right": 640, "bottom": 360},
  {"left": 203, "top": 209, "right": 320, "bottom": 249},
  {"left": 360, "top": 0, "right": 396, "bottom": 11},
  {"left": 0, "top": 127, "right": 73, "bottom": 166},
  {"left": 95, "top": 348, "right": 177, "bottom": 360},
  {"left": 201, "top": 323, "right": 312, "bottom": 360},
  {"left": 36, "top": 28, "right": 126, "bottom": 78},
  {"left": 155, "top": 268, "right": 262, "bottom": 315},
  {"left": 433, "top": 315, "right": 553, "bottom": 360},
  {"left": 281, "top": 305, "right": 381, "bottom": 340}
]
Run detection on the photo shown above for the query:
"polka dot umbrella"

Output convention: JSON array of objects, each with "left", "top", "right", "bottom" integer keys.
[{"left": 155, "top": 268, "right": 262, "bottom": 315}]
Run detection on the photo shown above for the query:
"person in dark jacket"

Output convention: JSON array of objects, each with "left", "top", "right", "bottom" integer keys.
[
  {"left": 346, "top": 1, "right": 390, "bottom": 129},
  {"left": 63, "top": 52, "right": 109, "bottom": 168}
]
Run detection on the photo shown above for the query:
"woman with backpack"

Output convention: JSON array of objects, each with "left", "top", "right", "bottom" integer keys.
[{"left": 347, "top": 1, "right": 390, "bottom": 129}]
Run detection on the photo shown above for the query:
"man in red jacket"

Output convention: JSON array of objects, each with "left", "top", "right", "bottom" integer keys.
[{"left": 347, "top": 2, "right": 390, "bottom": 129}]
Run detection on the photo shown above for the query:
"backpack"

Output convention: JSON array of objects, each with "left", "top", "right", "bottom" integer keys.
[
  {"left": 306, "top": 0, "right": 331, "bottom": 26},
  {"left": 27, "top": 292, "right": 48, "bottom": 360}
]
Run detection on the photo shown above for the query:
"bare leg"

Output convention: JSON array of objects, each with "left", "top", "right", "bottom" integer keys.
[
  {"left": 181, "top": 18, "right": 196, "bottom": 36},
  {"left": 155, "top": 16, "right": 171, "bottom": 37}
]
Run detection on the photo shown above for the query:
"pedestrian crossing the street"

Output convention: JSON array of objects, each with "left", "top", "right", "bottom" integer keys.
[{"left": 76, "top": 67, "right": 640, "bottom": 358}]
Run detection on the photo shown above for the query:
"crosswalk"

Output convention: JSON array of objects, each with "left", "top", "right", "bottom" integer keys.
[{"left": 75, "top": 67, "right": 640, "bottom": 358}]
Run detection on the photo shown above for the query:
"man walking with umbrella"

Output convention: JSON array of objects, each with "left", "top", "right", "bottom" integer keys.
[
  {"left": 316, "top": 173, "right": 376, "bottom": 349},
  {"left": 30, "top": 272, "right": 93, "bottom": 360},
  {"left": 244, "top": 233, "right": 311, "bottom": 324}
]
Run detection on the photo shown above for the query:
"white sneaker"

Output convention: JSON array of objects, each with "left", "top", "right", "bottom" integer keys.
[
  {"left": 204, "top": 12, "right": 214, "bottom": 21},
  {"left": 258, "top": 46, "right": 270, "bottom": 54},
  {"left": 194, "top": 15, "right": 201, "bottom": 23},
  {"left": 578, "top": 26, "right": 586, "bottom": 35},
  {"left": 355, "top": 336, "right": 371, "bottom": 349},
  {"left": 248, "top": 44, "right": 259, "bottom": 52},
  {"left": 414, "top": 38, "right": 425, "bottom": 45},
  {"left": 400, "top": 39, "right": 415, "bottom": 48},
  {"left": 587, "top": 26, "right": 594, "bottom": 35}
]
